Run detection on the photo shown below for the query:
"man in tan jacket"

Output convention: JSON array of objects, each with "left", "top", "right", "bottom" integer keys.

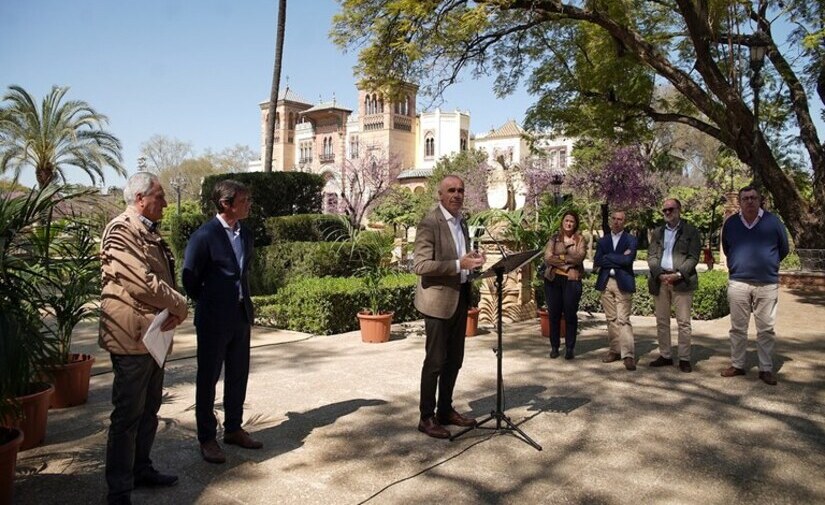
[
  {"left": 413, "top": 175, "right": 485, "bottom": 439},
  {"left": 99, "top": 172, "right": 188, "bottom": 505}
]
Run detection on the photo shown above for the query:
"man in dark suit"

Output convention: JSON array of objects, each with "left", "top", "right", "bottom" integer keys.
[
  {"left": 183, "top": 179, "right": 261, "bottom": 464},
  {"left": 594, "top": 210, "right": 638, "bottom": 371},
  {"left": 413, "top": 175, "right": 486, "bottom": 439}
]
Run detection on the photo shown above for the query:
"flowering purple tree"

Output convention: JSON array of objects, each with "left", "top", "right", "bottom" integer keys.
[
  {"left": 336, "top": 152, "right": 403, "bottom": 227},
  {"left": 568, "top": 143, "right": 660, "bottom": 256}
]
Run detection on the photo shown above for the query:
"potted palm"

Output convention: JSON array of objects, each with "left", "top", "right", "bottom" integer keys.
[
  {"left": 1, "top": 186, "right": 65, "bottom": 487},
  {"left": 32, "top": 217, "right": 100, "bottom": 408},
  {"left": 357, "top": 266, "right": 394, "bottom": 343}
]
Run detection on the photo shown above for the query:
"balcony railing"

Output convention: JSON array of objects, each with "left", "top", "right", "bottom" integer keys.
[{"left": 319, "top": 153, "right": 335, "bottom": 164}]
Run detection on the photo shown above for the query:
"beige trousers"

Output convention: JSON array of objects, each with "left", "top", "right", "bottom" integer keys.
[
  {"left": 601, "top": 278, "right": 635, "bottom": 358},
  {"left": 654, "top": 285, "right": 693, "bottom": 361},
  {"left": 727, "top": 280, "right": 779, "bottom": 372}
]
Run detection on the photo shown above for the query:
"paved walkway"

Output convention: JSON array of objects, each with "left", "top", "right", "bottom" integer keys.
[{"left": 13, "top": 287, "right": 825, "bottom": 504}]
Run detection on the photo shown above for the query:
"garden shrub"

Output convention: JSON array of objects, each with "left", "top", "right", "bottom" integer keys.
[
  {"left": 265, "top": 214, "right": 349, "bottom": 243},
  {"left": 249, "top": 241, "right": 382, "bottom": 295},
  {"left": 162, "top": 201, "right": 209, "bottom": 261},
  {"left": 201, "top": 172, "right": 324, "bottom": 246},
  {"left": 579, "top": 271, "right": 729, "bottom": 320},
  {"left": 252, "top": 273, "right": 418, "bottom": 335}
]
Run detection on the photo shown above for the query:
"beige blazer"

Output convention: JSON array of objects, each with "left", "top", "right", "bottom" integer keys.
[
  {"left": 413, "top": 206, "right": 470, "bottom": 319},
  {"left": 99, "top": 208, "right": 188, "bottom": 355}
]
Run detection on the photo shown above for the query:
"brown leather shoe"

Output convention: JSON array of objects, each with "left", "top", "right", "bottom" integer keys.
[
  {"left": 623, "top": 357, "right": 636, "bottom": 371},
  {"left": 200, "top": 439, "right": 226, "bottom": 464},
  {"left": 602, "top": 352, "right": 621, "bottom": 363},
  {"left": 224, "top": 429, "right": 263, "bottom": 449},
  {"left": 678, "top": 360, "right": 693, "bottom": 373},
  {"left": 721, "top": 366, "right": 745, "bottom": 377},
  {"left": 437, "top": 409, "right": 477, "bottom": 427},
  {"left": 758, "top": 371, "right": 778, "bottom": 385},
  {"left": 418, "top": 417, "right": 450, "bottom": 439}
]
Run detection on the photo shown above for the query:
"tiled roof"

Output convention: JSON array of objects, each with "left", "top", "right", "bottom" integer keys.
[
  {"left": 480, "top": 119, "right": 524, "bottom": 139},
  {"left": 303, "top": 99, "right": 352, "bottom": 113},
  {"left": 397, "top": 168, "right": 434, "bottom": 180},
  {"left": 259, "top": 87, "right": 312, "bottom": 106}
]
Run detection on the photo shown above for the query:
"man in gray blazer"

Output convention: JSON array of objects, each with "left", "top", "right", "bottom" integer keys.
[
  {"left": 647, "top": 198, "right": 702, "bottom": 372},
  {"left": 413, "top": 175, "right": 485, "bottom": 439}
]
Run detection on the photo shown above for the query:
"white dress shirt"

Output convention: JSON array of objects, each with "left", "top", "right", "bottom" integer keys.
[{"left": 439, "top": 203, "right": 468, "bottom": 283}]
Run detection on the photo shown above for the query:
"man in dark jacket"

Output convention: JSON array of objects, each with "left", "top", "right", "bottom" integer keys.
[
  {"left": 594, "top": 210, "right": 638, "bottom": 371},
  {"left": 183, "top": 179, "right": 261, "bottom": 464},
  {"left": 647, "top": 198, "right": 702, "bottom": 373}
]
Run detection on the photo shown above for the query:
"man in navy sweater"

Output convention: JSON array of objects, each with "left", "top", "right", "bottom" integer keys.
[{"left": 721, "top": 186, "right": 789, "bottom": 385}]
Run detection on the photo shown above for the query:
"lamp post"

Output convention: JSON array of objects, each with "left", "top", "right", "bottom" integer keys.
[
  {"left": 749, "top": 31, "right": 768, "bottom": 188},
  {"left": 550, "top": 171, "right": 564, "bottom": 207},
  {"left": 169, "top": 174, "right": 187, "bottom": 216}
]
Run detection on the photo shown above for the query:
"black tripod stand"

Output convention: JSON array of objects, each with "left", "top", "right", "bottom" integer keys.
[{"left": 450, "top": 250, "right": 543, "bottom": 451}]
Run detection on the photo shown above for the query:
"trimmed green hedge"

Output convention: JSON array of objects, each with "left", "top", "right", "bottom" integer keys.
[
  {"left": 579, "top": 270, "right": 729, "bottom": 320},
  {"left": 265, "top": 214, "right": 349, "bottom": 243},
  {"left": 201, "top": 172, "right": 324, "bottom": 246},
  {"left": 252, "top": 273, "right": 418, "bottom": 335},
  {"left": 249, "top": 241, "right": 382, "bottom": 295}
]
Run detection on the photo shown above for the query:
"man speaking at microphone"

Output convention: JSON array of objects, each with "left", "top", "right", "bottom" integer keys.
[{"left": 413, "top": 175, "right": 486, "bottom": 439}]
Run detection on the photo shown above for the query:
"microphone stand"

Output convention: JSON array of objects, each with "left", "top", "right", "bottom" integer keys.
[{"left": 450, "top": 246, "right": 543, "bottom": 451}]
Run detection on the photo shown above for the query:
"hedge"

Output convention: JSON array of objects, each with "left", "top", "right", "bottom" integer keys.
[
  {"left": 162, "top": 201, "right": 210, "bottom": 261},
  {"left": 252, "top": 273, "right": 418, "bottom": 335},
  {"left": 249, "top": 241, "right": 382, "bottom": 295},
  {"left": 265, "top": 214, "right": 349, "bottom": 243},
  {"left": 579, "top": 270, "right": 729, "bottom": 320},
  {"left": 200, "top": 172, "right": 324, "bottom": 246}
]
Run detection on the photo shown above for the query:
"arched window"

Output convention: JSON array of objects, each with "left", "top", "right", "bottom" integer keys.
[
  {"left": 424, "top": 132, "right": 435, "bottom": 158},
  {"left": 365, "top": 96, "right": 371, "bottom": 115}
]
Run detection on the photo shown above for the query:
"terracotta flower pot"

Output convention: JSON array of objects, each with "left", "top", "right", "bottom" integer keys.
[
  {"left": 357, "top": 311, "right": 394, "bottom": 343},
  {"left": 537, "top": 309, "right": 550, "bottom": 338},
  {"left": 4, "top": 383, "right": 53, "bottom": 451},
  {"left": 537, "top": 309, "right": 565, "bottom": 339},
  {"left": 47, "top": 353, "right": 95, "bottom": 409},
  {"left": 0, "top": 427, "right": 23, "bottom": 504},
  {"left": 466, "top": 307, "right": 480, "bottom": 337}
]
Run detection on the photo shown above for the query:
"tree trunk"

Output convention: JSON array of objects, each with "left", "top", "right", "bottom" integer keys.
[{"left": 264, "top": 0, "right": 287, "bottom": 173}]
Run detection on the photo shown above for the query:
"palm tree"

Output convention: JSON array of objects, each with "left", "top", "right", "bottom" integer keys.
[
  {"left": 0, "top": 85, "right": 124, "bottom": 187},
  {"left": 264, "top": 0, "right": 287, "bottom": 173}
]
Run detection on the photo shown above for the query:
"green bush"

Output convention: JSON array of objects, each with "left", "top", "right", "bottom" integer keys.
[
  {"left": 265, "top": 214, "right": 349, "bottom": 243},
  {"left": 579, "top": 271, "right": 729, "bottom": 320},
  {"left": 252, "top": 273, "right": 418, "bottom": 335},
  {"left": 201, "top": 172, "right": 324, "bottom": 246},
  {"left": 162, "top": 201, "right": 209, "bottom": 261},
  {"left": 249, "top": 241, "right": 383, "bottom": 295},
  {"left": 780, "top": 252, "right": 800, "bottom": 270}
]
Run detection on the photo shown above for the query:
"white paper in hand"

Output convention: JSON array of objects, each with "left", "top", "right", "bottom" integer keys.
[{"left": 142, "top": 309, "right": 175, "bottom": 367}]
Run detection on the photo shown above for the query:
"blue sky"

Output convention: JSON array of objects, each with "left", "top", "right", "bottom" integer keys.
[{"left": 0, "top": 0, "right": 534, "bottom": 188}]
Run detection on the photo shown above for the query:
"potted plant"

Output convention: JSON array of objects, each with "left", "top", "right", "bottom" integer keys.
[
  {"left": 1, "top": 186, "right": 65, "bottom": 471},
  {"left": 357, "top": 266, "right": 394, "bottom": 343},
  {"left": 32, "top": 217, "right": 100, "bottom": 408},
  {"left": 466, "top": 278, "right": 482, "bottom": 337}
]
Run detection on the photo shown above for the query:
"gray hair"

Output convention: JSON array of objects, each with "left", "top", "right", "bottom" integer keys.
[{"left": 123, "top": 172, "right": 159, "bottom": 205}]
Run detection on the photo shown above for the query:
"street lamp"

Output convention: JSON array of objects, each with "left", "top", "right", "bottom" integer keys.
[
  {"left": 550, "top": 171, "right": 564, "bottom": 207},
  {"left": 169, "top": 174, "right": 187, "bottom": 216},
  {"left": 749, "top": 31, "right": 768, "bottom": 187}
]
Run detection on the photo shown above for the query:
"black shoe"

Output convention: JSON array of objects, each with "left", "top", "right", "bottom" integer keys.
[
  {"left": 108, "top": 494, "right": 132, "bottom": 505},
  {"left": 565, "top": 348, "right": 574, "bottom": 360},
  {"left": 649, "top": 356, "right": 674, "bottom": 367},
  {"left": 550, "top": 348, "right": 560, "bottom": 359},
  {"left": 678, "top": 360, "right": 693, "bottom": 373},
  {"left": 134, "top": 468, "right": 178, "bottom": 487}
]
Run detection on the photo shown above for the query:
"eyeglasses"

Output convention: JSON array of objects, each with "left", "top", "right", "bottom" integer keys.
[{"left": 662, "top": 207, "right": 677, "bottom": 213}]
